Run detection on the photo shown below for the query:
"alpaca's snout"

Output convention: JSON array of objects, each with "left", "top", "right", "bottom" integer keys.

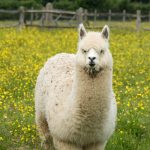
[
  {"left": 88, "top": 57, "right": 96, "bottom": 67},
  {"left": 89, "top": 62, "right": 95, "bottom": 67},
  {"left": 88, "top": 56, "right": 96, "bottom": 61},
  {"left": 89, "top": 61, "right": 95, "bottom": 67}
]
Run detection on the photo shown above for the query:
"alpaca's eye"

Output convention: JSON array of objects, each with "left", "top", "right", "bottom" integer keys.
[
  {"left": 100, "top": 49, "right": 104, "bottom": 54},
  {"left": 82, "top": 49, "right": 87, "bottom": 53}
]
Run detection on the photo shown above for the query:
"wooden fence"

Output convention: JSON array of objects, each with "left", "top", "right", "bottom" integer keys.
[{"left": 0, "top": 3, "right": 150, "bottom": 31}]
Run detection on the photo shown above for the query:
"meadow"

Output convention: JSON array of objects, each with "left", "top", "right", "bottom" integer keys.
[{"left": 0, "top": 26, "right": 150, "bottom": 150}]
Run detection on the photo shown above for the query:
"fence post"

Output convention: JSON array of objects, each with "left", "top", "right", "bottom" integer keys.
[
  {"left": 30, "top": 7, "right": 34, "bottom": 25},
  {"left": 84, "top": 9, "right": 88, "bottom": 22},
  {"left": 123, "top": 9, "right": 126, "bottom": 22},
  {"left": 108, "top": 9, "right": 111, "bottom": 22},
  {"left": 19, "top": 6, "right": 25, "bottom": 28},
  {"left": 136, "top": 10, "right": 141, "bottom": 31},
  {"left": 94, "top": 9, "right": 97, "bottom": 27},
  {"left": 76, "top": 7, "right": 83, "bottom": 24},
  {"left": 40, "top": 7, "right": 45, "bottom": 27},
  {"left": 35, "top": 12, "right": 38, "bottom": 20},
  {"left": 45, "top": 3, "right": 53, "bottom": 25}
]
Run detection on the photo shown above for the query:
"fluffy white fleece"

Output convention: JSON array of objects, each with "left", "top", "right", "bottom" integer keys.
[{"left": 35, "top": 24, "right": 117, "bottom": 150}]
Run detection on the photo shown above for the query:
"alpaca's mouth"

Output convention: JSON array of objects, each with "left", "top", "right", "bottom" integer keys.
[{"left": 84, "top": 66, "right": 102, "bottom": 77}]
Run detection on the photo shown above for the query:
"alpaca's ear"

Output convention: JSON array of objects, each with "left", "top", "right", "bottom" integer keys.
[
  {"left": 101, "top": 25, "right": 109, "bottom": 40},
  {"left": 79, "top": 24, "right": 87, "bottom": 40}
]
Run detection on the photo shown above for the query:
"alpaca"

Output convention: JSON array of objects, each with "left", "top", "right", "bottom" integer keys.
[{"left": 35, "top": 24, "right": 117, "bottom": 150}]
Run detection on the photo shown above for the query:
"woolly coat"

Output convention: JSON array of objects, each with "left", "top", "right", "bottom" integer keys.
[{"left": 35, "top": 52, "right": 117, "bottom": 147}]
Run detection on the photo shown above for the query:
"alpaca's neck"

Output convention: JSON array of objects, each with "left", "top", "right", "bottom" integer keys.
[
  {"left": 53, "top": 66, "right": 113, "bottom": 140},
  {"left": 69, "top": 66, "right": 113, "bottom": 120}
]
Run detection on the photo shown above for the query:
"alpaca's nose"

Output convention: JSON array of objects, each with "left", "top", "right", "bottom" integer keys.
[
  {"left": 88, "top": 57, "right": 96, "bottom": 61},
  {"left": 88, "top": 57, "right": 96, "bottom": 67}
]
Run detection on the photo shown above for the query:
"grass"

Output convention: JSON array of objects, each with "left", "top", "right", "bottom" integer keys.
[
  {"left": 0, "top": 20, "right": 150, "bottom": 30},
  {"left": 0, "top": 26, "right": 150, "bottom": 150}
]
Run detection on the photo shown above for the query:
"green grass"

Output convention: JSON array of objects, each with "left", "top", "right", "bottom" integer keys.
[
  {"left": 0, "top": 26, "right": 150, "bottom": 149},
  {"left": 0, "top": 20, "right": 149, "bottom": 31}
]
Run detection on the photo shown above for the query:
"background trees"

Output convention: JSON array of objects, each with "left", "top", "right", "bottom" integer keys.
[{"left": 0, "top": 0, "right": 149, "bottom": 12}]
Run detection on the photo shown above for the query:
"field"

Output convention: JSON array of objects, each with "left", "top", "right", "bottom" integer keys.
[{"left": 0, "top": 26, "right": 150, "bottom": 150}]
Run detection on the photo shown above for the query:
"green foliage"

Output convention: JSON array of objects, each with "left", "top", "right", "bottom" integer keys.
[
  {"left": 0, "top": 0, "right": 42, "bottom": 9},
  {"left": 53, "top": 0, "right": 78, "bottom": 10},
  {"left": 129, "top": 2, "right": 150, "bottom": 12},
  {"left": 0, "top": 0, "right": 42, "bottom": 20},
  {"left": 0, "top": 0, "right": 19, "bottom": 9},
  {"left": 19, "top": 0, "right": 42, "bottom": 9},
  {"left": 51, "top": 0, "right": 150, "bottom": 12},
  {"left": 42, "top": 0, "right": 54, "bottom": 6},
  {"left": 0, "top": 0, "right": 149, "bottom": 12}
]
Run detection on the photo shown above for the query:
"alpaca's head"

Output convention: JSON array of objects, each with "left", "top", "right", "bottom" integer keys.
[{"left": 76, "top": 24, "right": 113, "bottom": 77}]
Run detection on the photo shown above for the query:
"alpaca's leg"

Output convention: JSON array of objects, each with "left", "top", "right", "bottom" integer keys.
[
  {"left": 84, "top": 142, "right": 106, "bottom": 150},
  {"left": 36, "top": 113, "right": 54, "bottom": 150},
  {"left": 53, "top": 138, "right": 82, "bottom": 150}
]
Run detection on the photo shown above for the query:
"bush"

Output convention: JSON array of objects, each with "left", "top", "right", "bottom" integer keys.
[
  {"left": 53, "top": 0, "right": 78, "bottom": 10},
  {"left": 0, "top": 0, "right": 42, "bottom": 10},
  {"left": 130, "top": 2, "right": 150, "bottom": 13},
  {"left": 0, "top": 0, "right": 42, "bottom": 20}
]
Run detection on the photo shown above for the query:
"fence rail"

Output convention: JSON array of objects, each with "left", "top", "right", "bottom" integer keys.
[
  {"left": 26, "top": 9, "right": 76, "bottom": 15},
  {"left": 0, "top": 9, "right": 19, "bottom": 13},
  {"left": 0, "top": 3, "right": 150, "bottom": 31}
]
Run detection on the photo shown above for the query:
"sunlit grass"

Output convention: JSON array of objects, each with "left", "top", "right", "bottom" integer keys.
[{"left": 0, "top": 27, "right": 150, "bottom": 149}]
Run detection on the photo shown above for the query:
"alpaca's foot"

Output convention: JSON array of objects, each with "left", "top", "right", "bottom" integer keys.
[
  {"left": 41, "top": 137, "right": 55, "bottom": 150},
  {"left": 36, "top": 114, "right": 54, "bottom": 149},
  {"left": 83, "top": 142, "right": 106, "bottom": 150},
  {"left": 41, "top": 139, "right": 50, "bottom": 150},
  {"left": 53, "top": 138, "right": 82, "bottom": 150}
]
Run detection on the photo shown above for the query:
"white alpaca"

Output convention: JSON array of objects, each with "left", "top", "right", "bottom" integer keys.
[{"left": 35, "top": 24, "right": 117, "bottom": 150}]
